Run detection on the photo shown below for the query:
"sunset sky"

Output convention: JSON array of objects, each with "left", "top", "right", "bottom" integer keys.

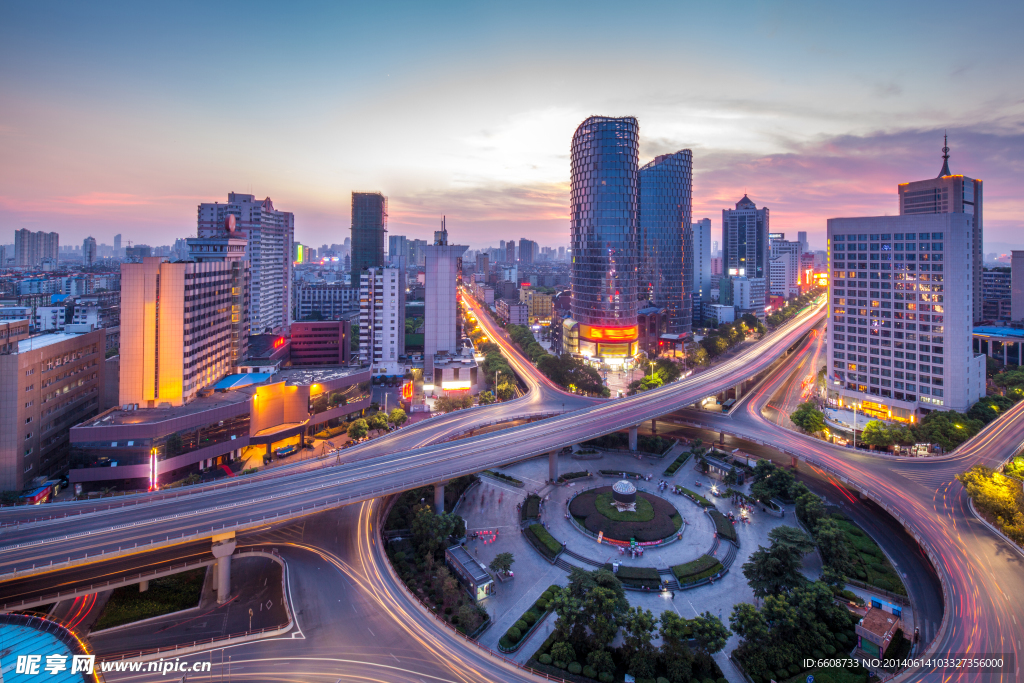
[{"left": 2, "top": 1, "right": 1021, "bottom": 252}]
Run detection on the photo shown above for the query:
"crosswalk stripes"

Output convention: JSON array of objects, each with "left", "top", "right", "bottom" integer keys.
[{"left": 890, "top": 468, "right": 954, "bottom": 490}]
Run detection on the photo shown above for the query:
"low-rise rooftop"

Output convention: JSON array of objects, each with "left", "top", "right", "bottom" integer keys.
[
  {"left": 18, "top": 330, "right": 97, "bottom": 353},
  {"left": 277, "top": 364, "right": 368, "bottom": 386},
  {"left": 80, "top": 389, "right": 253, "bottom": 427},
  {"left": 974, "top": 326, "right": 1024, "bottom": 340}
]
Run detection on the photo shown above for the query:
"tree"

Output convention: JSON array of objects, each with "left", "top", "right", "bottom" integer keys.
[
  {"left": 815, "top": 518, "right": 854, "bottom": 577},
  {"left": 742, "top": 540, "right": 806, "bottom": 598},
  {"left": 496, "top": 381, "right": 516, "bottom": 401},
  {"left": 411, "top": 507, "right": 464, "bottom": 558},
  {"left": 388, "top": 408, "right": 408, "bottom": 426},
  {"left": 368, "top": 411, "right": 389, "bottom": 431},
  {"left": 621, "top": 606, "right": 658, "bottom": 679},
  {"left": 347, "top": 418, "right": 368, "bottom": 440},
  {"left": 550, "top": 641, "right": 575, "bottom": 665},
  {"left": 586, "top": 650, "right": 615, "bottom": 675},
  {"left": 477, "top": 391, "right": 495, "bottom": 405},
  {"left": 488, "top": 552, "right": 514, "bottom": 574},
  {"left": 659, "top": 611, "right": 695, "bottom": 683},
  {"left": 790, "top": 401, "right": 826, "bottom": 434},
  {"left": 795, "top": 489, "right": 826, "bottom": 532},
  {"left": 750, "top": 462, "right": 795, "bottom": 503},
  {"left": 913, "top": 410, "right": 983, "bottom": 451},
  {"left": 860, "top": 420, "right": 893, "bottom": 449},
  {"left": 767, "top": 526, "right": 815, "bottom": 555},
  {"left": 553, "top": 567, "right": 628, "bottom": 650},
  {"left": 729, "top": 602, "right": 769, "bottom": 644},
  {"left": 690, "top": 611, "right": 729, "bottom": 655},
  {"left": 688, "top": 345, "right": 709, "bottom": 367}
]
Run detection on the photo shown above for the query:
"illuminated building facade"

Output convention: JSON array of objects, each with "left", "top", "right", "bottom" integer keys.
[
  {"left": 569, "top": 116, "right": 640, "bottom": 361},
  {"left": 359, "top": 266, "right": 405, "bottom": 376},
  {"left": 638, "top": 150, "right": 693, "bottom": 335},
  {"left": 423, "top": 222, "right": 466, "bottom": 374}
]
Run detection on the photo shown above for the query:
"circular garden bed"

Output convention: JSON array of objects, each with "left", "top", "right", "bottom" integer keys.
[{"left": 569, "top": 486, "right": 682, "bottom": 542}]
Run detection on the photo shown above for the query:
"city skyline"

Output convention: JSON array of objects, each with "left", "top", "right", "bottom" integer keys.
[{"left": 1, "top": 2, "right": 1021, "bottom": 251}]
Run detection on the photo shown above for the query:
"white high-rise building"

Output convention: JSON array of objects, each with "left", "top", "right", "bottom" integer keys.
[
  {"left": 769, "top": 237, "right": 801, "bottom": 297},
  {"left": 198, "top": 193, "right": 294, "bottom": 334},
  {"left": 359, "top": 267, "right": 405, "bottom": 375},
  {"left": 826, "top": 214, "right": 984, "bottom": 416},
  {"left": 691, "top": 218, "right": 712, "bottom": 316},
  {"left": 423, "top": 222, "right": 467, "bottom": 374}
]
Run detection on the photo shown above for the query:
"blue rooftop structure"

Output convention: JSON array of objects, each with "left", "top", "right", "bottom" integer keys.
[
  {"left": 0, "top": 614, "right": 92, "bottom": 682},
  {"left": 213, "top": 373, "right": 274, "bottom": 391},
  {"left": 973, "top": 326, "right": 1024, "bottom": 340}
]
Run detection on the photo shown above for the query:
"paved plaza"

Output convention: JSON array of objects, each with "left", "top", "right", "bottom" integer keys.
[{"left": 456, "top": 443, "right": 831, "bottom": 680}]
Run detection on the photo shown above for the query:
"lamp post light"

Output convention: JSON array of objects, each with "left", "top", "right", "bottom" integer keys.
[{"left": 853, "top": 402, "right": 860, "bottom": 450}]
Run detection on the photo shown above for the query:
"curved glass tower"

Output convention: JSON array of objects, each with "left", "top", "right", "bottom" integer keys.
[
  {"left": 639, "top": 150, "right": 693, "bottom": 334},
  {"left": 569, "top": 116, "right": 640, "bottom": 360}
]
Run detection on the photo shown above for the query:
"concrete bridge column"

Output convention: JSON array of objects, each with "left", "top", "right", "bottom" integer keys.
[
  {"left": 629, "top": 425, "right": 638, "bottom": 451},
  {"left": 139, "top": 580, "right": 149, "bottom": 592},
  {"left": 651, "top": 419, "right": 657, "bottom": 434},
  {"left": 549, "top": 451, "right": 558, "bottom": 482},
  {"left": 734, "top": 383, "right": 743, "bottom": 400},
  {"left": 265, "top": 443, "right": 272, "bottom": 461},
  {"left": 434, "top": 481, "right": 447, "bottom": 513},
  {"left": 211, "top": 533, "right": 237, "bottom": 605},
  {"left": 791, "top": 455, "right": 799, "bottom": 470}
]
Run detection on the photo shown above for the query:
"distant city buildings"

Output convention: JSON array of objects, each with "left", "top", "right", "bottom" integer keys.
[
  {"left": 691, "top": 218, "right": 712, "bottom": 319},
  {"left": 15, "top": 229, "right": 59, "bottom": 268},
  {"left": 1013, "top": 251, "right": 1024, "bottom": 323},
  {"left": 82, "top": 237, "right": 97, "bottom": 267},
  {"left": 198, "top": 193, "right": 294, "bottom": 334}
]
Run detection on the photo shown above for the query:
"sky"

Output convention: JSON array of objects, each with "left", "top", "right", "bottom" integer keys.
[{"left": 1, "top": 0, "right": 1022, "bottom": 253}]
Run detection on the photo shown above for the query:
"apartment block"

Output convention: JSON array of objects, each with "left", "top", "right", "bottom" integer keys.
[{"left": 360, "top": 267, "right": 405, "bottom": 375}]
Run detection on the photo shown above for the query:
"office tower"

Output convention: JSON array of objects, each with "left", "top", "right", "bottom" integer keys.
[
  {"left": 723, "top": 195, "right": 769, "bottom": 279},
  {"left": 797, "top": 231, "right": 808, "bottom": 255},
  {"left": 423, "top": 221, "right": 467, "bottom": 373},
  {"left": 518, "top": 238, "right": 537, "bottom": 264},
  {"left": 1012, "top": 251, "right": 1024, "bottom": 323},
  {"left": 351, "top": 192, "right": 387, "bottom": 286},
  {"left": 294, "top": 281, "right": 358, "bottom": 320},
  {"left": 120, "top": 257, "right": 240, "bottom": 407},
  {"left": 558, "top": 246, "right": 566, "bottom": 261},
  {"left": 691, "top": 218, "right": 712, "bottom": 302},
  {"left": 0, "top": 322, "right": 105, "bottom": 490},
  {"left": 359, "top": 267, "right": 405, "bottom": 374},
  {"left": 187, "top": 220, "right": 251, "bottom": 366},
  {"left": 638, "top": 149, "right": 693, "bottom": 335},
  {"left": 82, "top": 237, "right": 97, "bottom": 266},
  {"left": 500, "top": 240, "right": 506, "bottom": 250},
  {"left": 826, "top": 216, "right": 984, "bottom": 415},
  {"left": 408, "top": 239, "right": 428, "bottom": 267},
  {"left": 14, "top": 229, "right": 59, "bottom": 267},
  {"left": 898, "top": 136, "right": 983, "bottom": 322},
  {"left": 114, "top": 234, "right": 122, "bottom": 257},
  {"left": 388, "top": 235, "right": 408, "bottom": 266},
  {"left": 568, "top": 115, "right": 640, "bottom": 361},
  {"left": 506, "top": 241, "right": 516, "bottom": 264},
  {"left": 769, "top": 236, "right": 801, "bottom": 296},
  {"left": 291, "top": 320, "right": 351, "bottom": 366},
  {"left": 981, "top": 269, "right": 1012, "bottom": 321},
  {"left": 476, "top": 253, "right": 489, "bottom": 278},
  {"left": 197, "top": 193, "right": 294, "bottom": 333}
]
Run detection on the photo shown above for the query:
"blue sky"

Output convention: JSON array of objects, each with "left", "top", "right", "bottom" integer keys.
[{"left": 1, "top": 0, "right": 1021, "bottom": 252}]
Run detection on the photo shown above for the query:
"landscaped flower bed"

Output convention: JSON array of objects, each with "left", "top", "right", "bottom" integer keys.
[
  {"left": 603, "top": 564, "right": 662, "bottom": 589},
  {"left": 675, "top": 486, "right": 715, "bottom": 508},
  {"left": 663, "top": 451, "right": 692, "bottom": 475},
  {"left": 598, "top": 469, "right": 643, "bottom": 478},
  {"left": 569, "top": 487, "right": 681, "bottom": 542},
  {"left": 708, "top": 509, "right": 737, "bottom": 543},
  {"left": 525, "top": 524, "right": 563, "bottom": 559},
  {"left": 672, "top": 554, "right": 724, "bottom": 585},
  {"left": 498, "top": 585, "right": 561, "bottom": 652},
  {"left": 521, "top": 493, "right": 541, "bottom": 523},
  {"left": 557, "top": 471, "right": 591, "bottom": 483},
  {"left": 482, "top": 469, "right": 524, "bottom": 486}
]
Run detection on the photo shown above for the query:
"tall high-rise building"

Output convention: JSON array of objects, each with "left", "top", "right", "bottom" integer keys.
[
  {"left": 722, "top": 195, "right": 769, "bottom": 280},
  {"left": 120, "top": 257, "right": 239, "bottom": 407},
  {"left": 797, "top": 231, "right": 808, "bottom": 255},
  {"left": 1012, "top": 252, "right": 1024, "bottom": 323},
  {"left": 475, "top": 253, "right": 489, "bottom": 278},
  {"left": 198, "top": 193, "right": 294, "bottom": 334},
  {"left": 769, "top": 236, "right": 801, "bottom": 297},
  {"left": 114, "top": 234, "right": 122, "bottom": 257},
  {"left": 826, "top": 216, "right": 984, "bottom": 415},
  {"left": 82, "top": 237, "right": 97, "bottom": 267},
  {"left": 638, "top": 150, "right": 693, "bottom": 335},
  {"left": 505, "top": 241, "right": 516, "bottom": 264},
  {"left": 359, "top": 267, "right": 405, "bottom": 374},
  {"left": 187, "top": 218, "right": 251, "bottom": 366},
  {"left": 691, "top": 218, "right": 713, "bottom": 304},
  {"left": 14, "top": 229, "right": 59, "bottom": 267},
  {"left": 898, "top": 137, "right": 983, "bottom": 322},
  {"left": 518, "top": 239, "right": 537, "bottom": 264},
  {"left": 388, "top": 234, "right": 408, "bottom": 266},
  {"left": 569, "top": 115, "right": 640, "bottom": 361},
  {"left": 423, "top": 221, "right": 467, "bottom": 373},
  {"left": 351, "top": 192, "right": 387, "bottom": 286}
]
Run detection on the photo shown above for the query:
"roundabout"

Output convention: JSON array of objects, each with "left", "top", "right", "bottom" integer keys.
[{"left": 568, "top": 482, "right": 682, "bottom": 543}]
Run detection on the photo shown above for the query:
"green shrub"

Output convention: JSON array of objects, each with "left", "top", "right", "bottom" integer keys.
[
  {"left": 568, "top": 662, "right": 583, "bottom": 674},
  {"left": 787, "top": 664, "right": 801, "bottom": 675},
  {"left": 522, "top": 611, "right": 538, "bottom": 626},
  {"left": 541, "top": 590, "right": 553, "bottom": 600},
  {"left": 836, "top": 632, "right": 849, "bottom": 644},
  {"left": 534, "top": 599, "right": 548, "bottom": 610},
  {"left": 823, "top": 643, "right": 836, "bottom": 655},
  {"left": 506, "top": 627, "right": 521, "bottom": 642},
  {"left": 514, "top": 619, "right": 528, "bottom": 631},
  {"left": 717, "top": 679, "right": 728, "bottom": 683},
  {"left": 599, "top": 673, "right": 613, "bottom": 683},
  {"left": 539, "top": 654, "right": 552, "bottom": 665},
  {"left": 583, "top": 666, "right": 597, "bottom": 678},
  {"left": 553, "top": 660, "right": 566, "bottom": 669},
  {"left": 658, "top": 678, "right": 671, "bottom": 683},
  {"left": 703, "top": 678, "right": 716, "bottom": 683}
]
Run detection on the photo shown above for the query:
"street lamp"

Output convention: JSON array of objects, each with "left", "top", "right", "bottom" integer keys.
[{"left": 852, "top": 402, "right": 860, "bottom": 450}]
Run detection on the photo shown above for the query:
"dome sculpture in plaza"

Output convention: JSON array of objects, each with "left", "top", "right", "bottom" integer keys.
[{"left": 611, "top": 480, "right": 637, "bottom": 512}]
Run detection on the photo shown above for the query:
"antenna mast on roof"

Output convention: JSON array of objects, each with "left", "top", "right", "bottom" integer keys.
[{"left": 938, "top": 131, "right": 951, "bottom": 177}]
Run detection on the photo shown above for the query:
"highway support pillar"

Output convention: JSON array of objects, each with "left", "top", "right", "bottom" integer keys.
[
  {"left": 651, "top": 419, "right": 657, "bottom": 434},
  {"left": 139, "top": 580, "right": 149, "bottom": 592},
  {"left": 434, "top": 481, "right": 446, "bottom": 514},
  {"left": 211, "top": 532, "right": 237, "bottom": 605},
  {"left": 734, "top": 383, "right": 743, "bottom": 400},
  {"left": 791, "top": 456, "right": 799, "bottom": 471},
  {"left": 629, "top": 425, "right": 638, "bottom": 451},
  {"left": 265, "top": 443, "right": 272, "bottom": 461},
  {"left": 549, "top": 451, "right": 558, "bottom": 482}
]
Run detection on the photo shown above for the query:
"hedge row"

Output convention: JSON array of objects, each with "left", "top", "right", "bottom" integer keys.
[
  {"left": 709, "top": 509, "right": 737, "bottom": 542},
  {"left": 498, "top": 585, "right": 560, "bottom": 651},
  {"left": 557, "top": 471, "right": 590, "bottom": 482},
  {"left": 525, "top": 524, "right": 562, "bottom": 559},
  {"left": 483, "top": 470, "right": 524, "bottom": 486},
  {"left": 671, "top": 554, "right": 721, "bottom": 579},
  {"left": 663, "top": 451, "right": 692, "bottom": 475},
  {"left": 602, "top": 564, "right": 662, "bottom": 589},
  {"left": 676, "top": 486, "right": 715, "bottom": 508},
  {"left": 521, "top": 494, "right": 541, "bottom": 522}
]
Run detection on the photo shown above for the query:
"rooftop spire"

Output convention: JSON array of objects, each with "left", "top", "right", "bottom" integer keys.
[{"left": 938, "top": 131, "right": 951, "bottom": 177}]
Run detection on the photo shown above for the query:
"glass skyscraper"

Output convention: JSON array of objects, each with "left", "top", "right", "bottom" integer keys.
[
  {"left": 351, "top": 192, "right": 387, "bottom": 286},
  {"left": 569, "top": 116, "right": 640, "bottom": 359},
  {"left": 639, "top": 150, "right": 693, "bottom": 334}
]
